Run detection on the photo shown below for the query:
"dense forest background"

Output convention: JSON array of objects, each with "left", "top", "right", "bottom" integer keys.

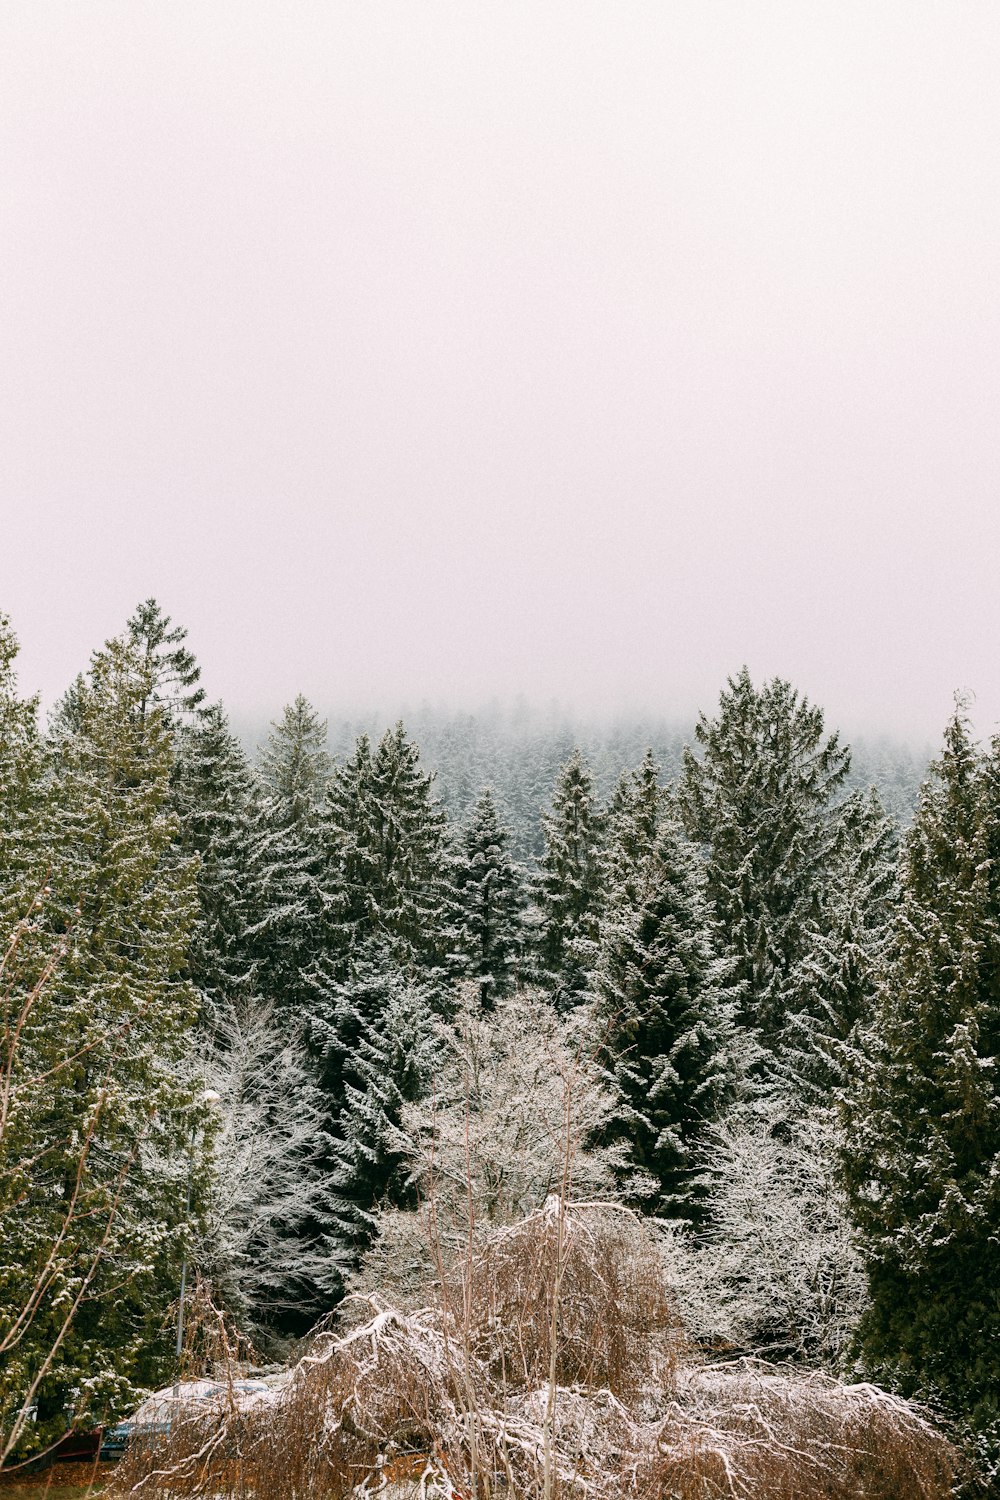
[{"left": 235, "top": 704, "right": 930, "bottom": 859}]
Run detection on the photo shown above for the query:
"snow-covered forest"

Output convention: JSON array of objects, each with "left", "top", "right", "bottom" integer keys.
[{"left": 2, "top": 599, "right": 998, "bottom": 1490}]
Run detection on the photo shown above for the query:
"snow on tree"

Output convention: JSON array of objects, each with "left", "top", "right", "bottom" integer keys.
[
  {"left": 602, "top": 747, "right": 665, "bottom": 899},
  {"left": 0, "top": 613, "right": 45, "bottom": 918},
  {"left": 529, "top": 750, "right": 605, "bottom": 1007},
  {"left": 322, "top": 722, "right": 451, "bottom": 976},
  {"left": 195, "top": 998, "right": 340, "bottom": 1337},
  {"left": 257, "top": 694, "right": 332, "bottom": 824},
  {"left": 594, "top": 812, "right": 735, "bottom": 1222},
  {"left": 780, "top": 785, "right": 898, "bottom": 1101},
  {"left": 444, "top": 786, "right": 525, "bottom": 1007},
  {"left": 326, "top": 953, "right": 439, "bottom": 1264},
  {"left": 673, "top": 666, "right": 900, "bottom": 1125},
  {"left": 171, "top": 703, "right": 264, "bottom": 1011},
  {"left": 352, "top": 988, "right": 651, "bottom": 1306},
  {"left": 678, "top": 669, "right": 852, "bottom": 1057},
  {"left": 244, "top": 695, "right": 332, "bottom": 1025},
  {"left": 660, "top": 1105, "right": 867, "bottom": 1368},
  {"left": 842, "top": 703, "right": 1000, "bottom": 1441},
  {"left": 125, "top": 596, "right": 206, "bottom": 727},
  {"left": 3, "top": 633, "right": 201, "bottom": 1453}
]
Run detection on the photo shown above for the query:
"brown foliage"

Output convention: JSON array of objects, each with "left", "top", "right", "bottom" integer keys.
[
  {"left": 449, "top": 1197, "right": 680, "bottom": 1400},
  {"left": 110, "top": 1202, "right": 959, "bottom": 1500}
]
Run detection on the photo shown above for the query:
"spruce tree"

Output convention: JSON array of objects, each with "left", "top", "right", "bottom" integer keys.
[
  {"left": 245, "top": 695, "right": 332, "bottom": 1023},
  {"left": 172, "top": 703, "right": 263, "bottom": 1011},
  {"left": 176, "top": 700, "right": 344, "bottom": 1332},
  {"left": 323, "top": 722, "right": 450, "bottom": 976},
  {"left": 603, "top": 748, "right": 664, "bottom": 900},
  {"left": 531, "top": 750, "right": 604, "bottom": 1007},
  {"left": 842, "top": 705, "right": 1000, "bottom": 1438},
  {"left": 595, "top": 815, "right": 732, "bottom": 1220},
  {"left": 677, "top": 669, "right": 851, "bottom": 1057},
  {"left": 197, "top": 998, "right": 339, "bottom": 1338},
  {"left": 3, "top": 635, "right": 200, "bottom": 1451},
  {"left": 325, "top": 952, "right": 438, "bottom": 1261},
  {"left": 0, "top": 614, "right": 46, "bottom": 918},
  {"left": 781, "top": 786, "right": 898, "bottom": 1100},
  {"left": 258, "top": 693, "right": 332, "bottom": 823},
  {"left": 445, "top": 787, "right": 524, "bottom": 1007},
  {"left": 125, "top": 596, "right": 206, "bottom": 727}
]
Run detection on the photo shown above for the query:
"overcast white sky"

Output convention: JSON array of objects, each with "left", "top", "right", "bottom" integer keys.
[{"left": 2, "top": 3, "right": 999, "bottom": 742}]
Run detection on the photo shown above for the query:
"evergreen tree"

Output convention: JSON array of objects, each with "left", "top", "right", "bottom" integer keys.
[
  {"left": 325, "top": 953, "right": 438, "bottom": 1261},
  {"left": 196, "top": 998, "right": 339, "bottom": 1338},
  {"left": 603, "top": 748, "right": 665, "bottom": 900},
  {"left": 445, "top": 787, "right": 524, "bottom": 1008},
  {"left": 595, "top": 815, "right": 732, "bottom": 1220},
  {"left": 323, "top": 722, "right": 450, "bottom": 976},
  {"left": 530, "top": 750, "right": 605, "bottom": 1007},
  {"left": 781, "top": 786, "right": 898, "bottom": 1100},
  {"left": 125, "top": 597, "right": 206, "bottom": 727},
  {"left": 245, "top": 696, "right": 332, "bottom": 1024},
  {"left": 3, "top": 634, "right": 200, "bottom": 1453},
  {"left": 0, "top": 614, "right": 46, "bottom": 917},
  {"left": 178, "top": 700, "right": 343, "bottom": 1331},
  {"left": 842, "top": 705, "right": 1000, "bottom": 1438},
  {"left": 172, "top": 703, "right": 263, "bottom": 1011},
  {"left": 677, "top": 669, "right": 851, "bottom": 1057},
  {"left": 258, "top": 693, "right": 332, "bottom": 823}
]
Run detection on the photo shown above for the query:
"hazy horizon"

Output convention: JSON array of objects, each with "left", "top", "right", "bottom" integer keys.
[{"left": 4, "top": 4, "right": 999, "bottom": 745}]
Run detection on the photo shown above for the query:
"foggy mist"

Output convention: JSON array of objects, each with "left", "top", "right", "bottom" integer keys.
[{"left": 3, "top": 4, "right": 1000, "bottom": 743}]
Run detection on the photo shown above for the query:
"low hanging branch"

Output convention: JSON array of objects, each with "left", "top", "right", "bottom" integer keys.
[{"left": 111, "top": 1201, "right": 960, "bottom": 1500}]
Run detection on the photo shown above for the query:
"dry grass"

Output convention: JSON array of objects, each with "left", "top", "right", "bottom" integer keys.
[{"left": 110, "top": 1201, "right": 960, "bottom": 1500}]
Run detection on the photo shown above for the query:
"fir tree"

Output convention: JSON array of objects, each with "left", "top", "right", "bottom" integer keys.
[
  {"left": 172, "top": 703, "right": 264, "bottom": 1010},
  {"left": 196, "top": 998, "right": 339, "bottom": 1338},
  {"left": 125, "top": 597, "right": 206, "bottom": 727},
  {"left": 530, "top": 750, "right": 605, "bottom": 1007},
  {"left": 603, "top": 748, "right": 665, "bottom": 900},
  {"left": 677, "top": 669, "right": 851, "bottom": 1056},
  {"left": 445, "top": 787, "right": 525, "bottom": 1008},
  {"left": 595, "top": 815, "right": 732, "bottom": 1220},
  {"left": 780, "top": 786, "right": 898, "bottom": 1100},
  {"left": 326, "top": 953, "right": 438, "bottom": 1261},
  {"left": 245, "top": 696, "right": 332, "bottom": 1023},
  {"left": 3, "top": 634, "right": 200, "bottom": 1451},
  {"left": 323, "top": 722, "right": 450, "bottom": 976},
  {"left": 258, "top": 693, "right": 332, "bottom": 823},
  {"left": 0, "top": 614, "right": 46, "bottom": 917},
  {"left": 842, "top": 705, "right": 1000, "bottom": 1438}
]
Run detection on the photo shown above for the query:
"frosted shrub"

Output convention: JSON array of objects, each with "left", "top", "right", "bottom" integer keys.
[{"left": 113, "top": 1198, "right": 958, "bottom": 1500}]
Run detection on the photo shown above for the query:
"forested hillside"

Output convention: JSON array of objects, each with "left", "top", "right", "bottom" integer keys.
[
  {"left": 240, "top": 704, "right": 929, "bottom": 860},
  {"left": 1, "top": 600, "right": 995, "bottom": 1486}
]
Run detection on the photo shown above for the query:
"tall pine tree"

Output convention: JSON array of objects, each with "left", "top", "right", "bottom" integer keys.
[
  {"left": 245, "top": 695, "right": 332, "bottom": 1024},
  {"left": 603, "top": 748, "right": 665, "bottom": 900},
  {"left": 842, "top": 705, "right": 1000, "bottom": 1439},
  {"left": 172, "top": 703, "right": 264, "bottom": 1011},
  {"left": 530, "top": 750, "right": 604, "bottom": 1007},
  {"left": 445, "top": 787, "right": 524, "bottom": 1007},
  {"left": 325, "top": 951, "right": 438, "bottom": 1264},
  {"left": 595, "top": 814, "right": 733, "bottom": 1221},
  {"left": 677, "top": 669, "right": 851, "bottom": 1064},
  {"left": 3, "top": 634, "right": 201, "bottom": 1452},
  {"left": 322, "top": 722, "right": 450, "bottom": 977},
  {"left": 125, "top": 597, "right": 206, "bottom": 727}
]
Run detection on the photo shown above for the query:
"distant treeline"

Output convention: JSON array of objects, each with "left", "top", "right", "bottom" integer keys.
[{"left": 233, "top": 704, "right": 930, "bottom": 859}]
